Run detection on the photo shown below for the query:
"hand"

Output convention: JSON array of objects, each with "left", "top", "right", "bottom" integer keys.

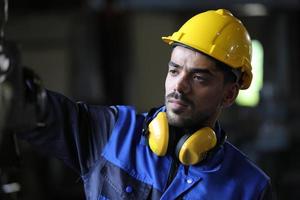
[{"left": 0, "top": 40, "right": 23, "bottom": 149}]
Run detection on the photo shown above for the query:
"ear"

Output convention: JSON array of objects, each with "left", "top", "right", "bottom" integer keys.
[{"left": 222, "top": 83, "right": 239, "bottom": 107}]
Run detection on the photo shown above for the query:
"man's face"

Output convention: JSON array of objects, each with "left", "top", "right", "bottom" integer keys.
[{"left": 165, "top": 46, "right": 235, "bottom": 128}]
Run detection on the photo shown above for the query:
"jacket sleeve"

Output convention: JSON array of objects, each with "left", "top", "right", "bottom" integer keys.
[
  {"left": 259, "top": 180, "right": 276, "bottom": 200},
  {"left": 18, "top": 90, "right": 118, "bottom": 175}
]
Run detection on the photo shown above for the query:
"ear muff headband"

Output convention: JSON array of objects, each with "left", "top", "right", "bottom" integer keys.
[{"left": 147, "top": 111, "right": 218, "bottom": 165}]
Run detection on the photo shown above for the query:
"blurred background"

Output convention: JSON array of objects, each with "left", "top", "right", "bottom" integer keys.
[{"left": 1, "top": 0, "right": 300, "bottom": 199}]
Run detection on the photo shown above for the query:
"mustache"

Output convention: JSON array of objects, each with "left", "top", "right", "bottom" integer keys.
[{"left": 166, "top": 91, "right": 193, "bottom": 106}]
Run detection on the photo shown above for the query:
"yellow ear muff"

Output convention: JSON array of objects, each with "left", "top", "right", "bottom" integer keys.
[
  {"left": 147, "top": 111, "right": 218, "bottom": 165},
  {"left": 177, "top": 127, "right": 217, "bottom": 165},
  {"left": 148, "top": 112, "right": 169, "bottom": 156}
]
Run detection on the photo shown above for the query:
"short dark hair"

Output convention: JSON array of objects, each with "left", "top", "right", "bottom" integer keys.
[{"left": 214, "top": 59, "right": 240, "bottom": 85}]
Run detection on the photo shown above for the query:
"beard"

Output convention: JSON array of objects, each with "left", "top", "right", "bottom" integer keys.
[{"left": 165, "top": 91, "right": 210, "bottom": 128}]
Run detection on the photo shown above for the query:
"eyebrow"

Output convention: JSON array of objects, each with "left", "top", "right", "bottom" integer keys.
[
  {"left": 168, "top": 61, "right": 181, "bottom": 68},
  {"left": 168, "top": 61, "right": 214, "bottom": 76}
]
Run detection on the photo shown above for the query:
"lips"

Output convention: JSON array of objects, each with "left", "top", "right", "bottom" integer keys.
[
  {"left": 166, "top": 91, "right": 193, "bottom": 113},
  {"left": 168, "top": 98, "right": 189, "bottom": 111}
]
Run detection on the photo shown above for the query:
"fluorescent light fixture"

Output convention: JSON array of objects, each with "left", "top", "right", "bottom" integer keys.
[{"left": 238, "top": 3, "right": 268, "bottom": 16}]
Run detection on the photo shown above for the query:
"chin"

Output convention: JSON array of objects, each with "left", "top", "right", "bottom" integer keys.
[{"left": 166, "top": 111, "right": 191, "bottom": 128}]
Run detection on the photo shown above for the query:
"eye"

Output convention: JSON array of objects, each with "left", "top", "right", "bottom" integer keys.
[
  {"left": 193, "top": 74, "right": 207, "bottom": 82},
  {"left": 168, "top": 67, "right": 179, "bottom": 76}
]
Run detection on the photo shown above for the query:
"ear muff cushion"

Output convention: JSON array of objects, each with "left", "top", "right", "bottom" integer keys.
[
  {"left": 148, "top": 112, "right": 169, "bottom": 156},
  {"left": 177, "top": 127, "right": 217, "bottom": 165}
]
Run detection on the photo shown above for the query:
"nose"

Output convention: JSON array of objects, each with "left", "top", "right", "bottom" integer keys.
[{"left": 175, "top": 73, "right": 191, "bottom": 94}]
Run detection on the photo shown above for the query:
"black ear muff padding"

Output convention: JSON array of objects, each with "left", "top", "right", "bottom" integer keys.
[{"left": 175, "top": 134, "right": 191, "bottom": 160}]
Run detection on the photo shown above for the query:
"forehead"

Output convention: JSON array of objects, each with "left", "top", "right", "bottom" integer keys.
[{"left": 170, "top": 45, "right": 218, "bottom": 70}]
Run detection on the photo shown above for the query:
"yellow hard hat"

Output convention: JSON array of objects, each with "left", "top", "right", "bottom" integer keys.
[{"left": 162, "top": 9, "right": 252, "bottom": 89}]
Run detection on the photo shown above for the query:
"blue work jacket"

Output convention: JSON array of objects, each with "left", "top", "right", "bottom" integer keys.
[{"left": 20, "top": 91, "right": 273, "bottom": 200}]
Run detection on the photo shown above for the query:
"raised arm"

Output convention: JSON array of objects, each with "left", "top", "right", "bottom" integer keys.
[{"left": 17, "top": 90, "right": 118, "bottom": 175}]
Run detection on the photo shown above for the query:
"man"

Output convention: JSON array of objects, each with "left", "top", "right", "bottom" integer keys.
[{"left": 18, "top": 9, "right": 273, "bottom": 199}]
